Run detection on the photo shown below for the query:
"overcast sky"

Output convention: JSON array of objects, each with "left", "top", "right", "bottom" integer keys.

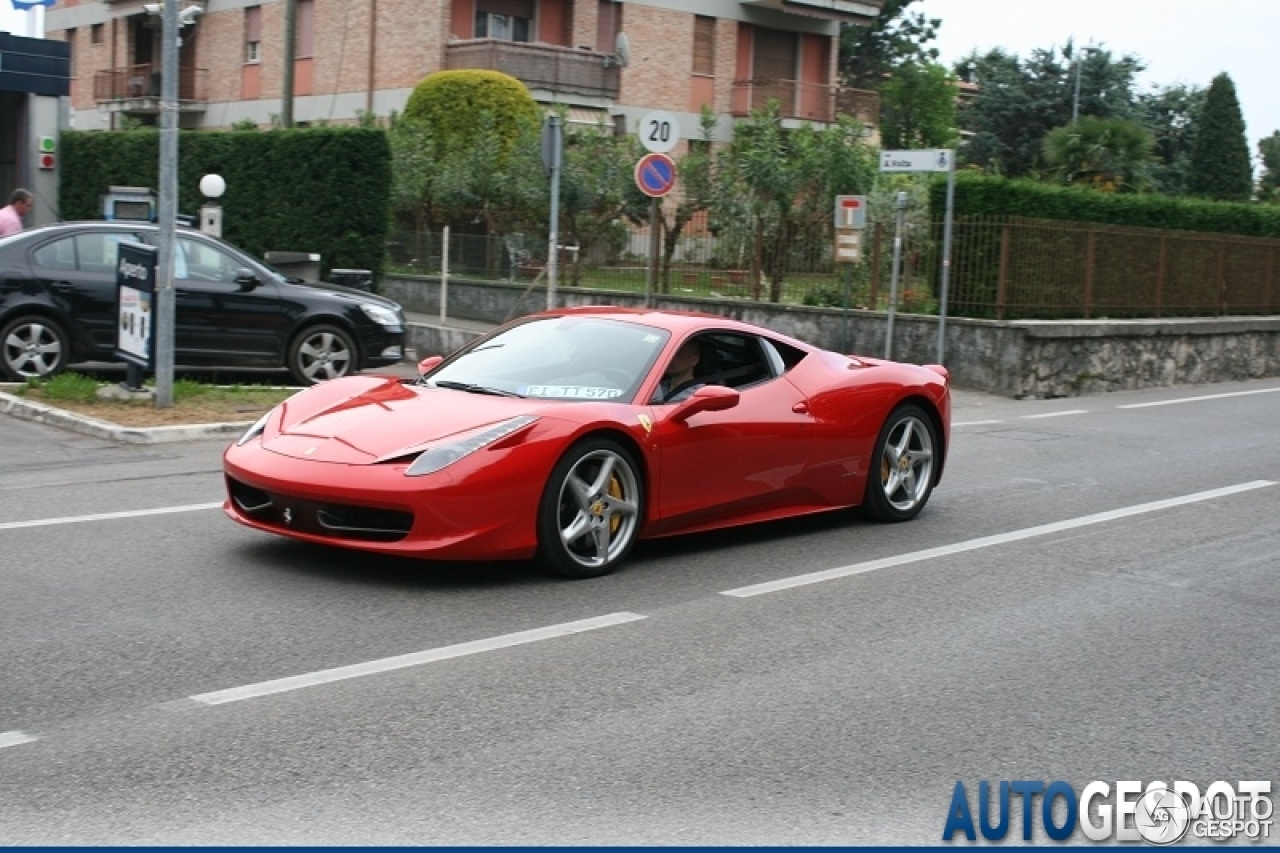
[{"left": 915, "top": 0, "right": 1279, "bottom": 157}]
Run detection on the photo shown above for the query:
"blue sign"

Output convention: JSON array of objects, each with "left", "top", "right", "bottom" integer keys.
[
  {"left": 635, "top": 152, "right": 677, "bottom": 198},
  {"left": 10, "top": 0, "right": 57, "bottom": 9}
]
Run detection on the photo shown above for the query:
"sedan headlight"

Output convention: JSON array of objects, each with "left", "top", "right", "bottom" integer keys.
[
  {"left": 360, "top": 303, "right": 403, "bottom": 327},
  {"left": 405, "top": 416, "right": 538, "bottom": 477},
  {"left": 236, "top": 411, "right": 273, "bottom": 446}
]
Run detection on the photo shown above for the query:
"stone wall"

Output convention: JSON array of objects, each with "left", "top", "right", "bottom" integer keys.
[{"left": 382, "top": 275, "right": 1280, "bottom": 399}]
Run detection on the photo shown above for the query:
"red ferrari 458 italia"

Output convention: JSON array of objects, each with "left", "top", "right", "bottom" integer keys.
[{"left": 224, "top": 307, "right": 951, "bottom": 578}]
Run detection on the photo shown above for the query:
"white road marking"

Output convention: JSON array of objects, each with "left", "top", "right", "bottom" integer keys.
[
  {"left": 953, "top": 419, "right": 1004, "bottom": 427},
  {"left": 1022, "top": 410, "right": 1089, "bottom": 419},
  {"left": 721, "top": 480, "right": 1276, "bottom": 598},
  {"left": 1117, "top": 387, "right": 1280, "bottom": 409},
  {"left": 189, "top": 612, "right": 648, "bottom": 705},
  {"left": 0, "top": 730, "right": 38, "bottom": 750},
  {"left": 0, "top": 502, "right": 222, "bottom": 532}
]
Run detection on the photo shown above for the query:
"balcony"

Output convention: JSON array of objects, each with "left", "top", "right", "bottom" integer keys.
[
  {"left": 730, "top": 78, "right": 835, "bottom": 123},
  {"left": 445, "top": 38, "right": 619, "bottom": 100},
  {"left": 93, "top": 64, "right": 209, "bottom": 115}
]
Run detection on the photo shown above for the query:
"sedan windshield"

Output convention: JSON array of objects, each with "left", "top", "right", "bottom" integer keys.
[{"left": 427, "top": 316, "right": 670, "bottom": 402}]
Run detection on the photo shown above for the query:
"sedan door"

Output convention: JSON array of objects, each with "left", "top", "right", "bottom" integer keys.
[
  {"left": 29, "top": 229, "right": 145, "bottom": 355},
  {"left": 172, "top": 236, "right": 291, "bottom": 365}
]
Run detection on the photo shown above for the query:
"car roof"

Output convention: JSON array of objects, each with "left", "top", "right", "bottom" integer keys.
[{"left": 532, "top": 304, "right": 815, "bottom": 349}]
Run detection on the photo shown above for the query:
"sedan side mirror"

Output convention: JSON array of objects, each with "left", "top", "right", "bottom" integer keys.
[
  {"left": 234, "top": 268, "right": 261, "bottom": 291},
  {"left": 672, "top": 384, "right": 739, "bottom": 422}
]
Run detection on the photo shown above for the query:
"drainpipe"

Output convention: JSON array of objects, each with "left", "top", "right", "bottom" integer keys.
[
  {"left": 366, "top": 0, "right": 376, "bottom": 116},
  {"left": 281, "top": 0, "right": 296, "bottom": 127}
]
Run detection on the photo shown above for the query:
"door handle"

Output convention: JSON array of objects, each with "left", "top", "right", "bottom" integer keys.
[
  {"left": 49, "top": 281, "right": 75, "bottom": 292},
  {"left": 792, "top": 401, "right": 809, "bottom": 414}
]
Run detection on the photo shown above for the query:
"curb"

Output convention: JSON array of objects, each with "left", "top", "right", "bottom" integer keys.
[{"left": 0, "top": 391, "right": 252, "bottom": 445}]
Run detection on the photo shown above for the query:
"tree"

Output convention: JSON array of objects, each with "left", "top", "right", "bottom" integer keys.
[
  {"left": 401, "top": 70, "right": 539, "bottom": 163},
  {"left": 1258, "top": 132, "right": 1280, "bottom": 203},
  {"left": 710, "top": 105, "right": 876, "bottom": 301},
  {"left": 954, "top": 42, "right": 1144, "bottom": 178},
  {"left": 1186, "top": 73, "right": 1253, "bottom": 202},
  {"left": 1041, "top": 116, "right": 1154, "bottom": 192},
  {"left": 838, "top": 0, "right": 940, "bottom": 90},
  {"left": 389, "top": 70, "right": 544, "bottom": 248},
  {"left": 879, "top": 61, "right": 959, "bottom": 150},
  {"left": 555, "top": 113, "right": 648, "bottom": 286},
  {"left": 1136, "top": 83, "right": 1206, "bottom": 196}
]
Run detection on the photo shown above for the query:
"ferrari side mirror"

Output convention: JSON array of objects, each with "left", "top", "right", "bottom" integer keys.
[
  {"left": 418, "top": 355, "right": 444, "bottom": 375},
  {"left": 672, "top": 384, "right": 739, "bottom": 422}
]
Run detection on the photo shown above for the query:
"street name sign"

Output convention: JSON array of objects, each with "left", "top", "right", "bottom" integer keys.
[{"left": 880, "top": 149, "right": 954, "bottom": 173}]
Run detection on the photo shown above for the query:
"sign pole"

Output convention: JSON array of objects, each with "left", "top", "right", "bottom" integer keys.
[
  {"left": 644, "top": 199, "right": 660, "bottom": 307},
  {"left": 543, "top": 115, "right": 563, "bottom": 310},
  {"left": 886, "top": 191, "right": 908, "bottom": 361},
  {"left": 936, "top": 160, "right": 956, "bottom": 364}
]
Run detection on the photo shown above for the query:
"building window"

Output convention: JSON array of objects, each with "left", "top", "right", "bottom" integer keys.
[
  {"left": 244, "top": 6, "right": 261, "bottom": 64},
  {"left": 475, "top": 0, "right": 533, "bottom": 42},
  {"left": 91, "top": 23, "right": 104, "bottom": 45},
  {"left": 693, "top": 16, "right": 715, "bottom": 76}
]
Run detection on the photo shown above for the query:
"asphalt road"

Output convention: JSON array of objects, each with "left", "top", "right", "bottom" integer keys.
[{"left": 0, "top": 380, "right": 1277, "bottom": 844}]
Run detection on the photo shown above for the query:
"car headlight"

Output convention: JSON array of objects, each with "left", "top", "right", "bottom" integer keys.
[
  {"left": 236, "top": 411, "right": 273, "bottom": 446},
  {"left": 405, "top": 416, "right": 538, "bottom": 477},
  {"left": 360, "top": 303, "right": 402, "bottom": 327}
]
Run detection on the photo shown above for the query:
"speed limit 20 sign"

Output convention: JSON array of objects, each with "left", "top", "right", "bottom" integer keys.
[{"left": 637, "top": 110, "right": 680, "bottom": 154}]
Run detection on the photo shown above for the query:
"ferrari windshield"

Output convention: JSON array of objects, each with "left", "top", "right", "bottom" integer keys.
[{"left": 427, "top": 316, "right": 670, "bottom": 401}]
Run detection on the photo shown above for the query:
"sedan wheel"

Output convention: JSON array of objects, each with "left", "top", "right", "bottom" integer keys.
[
  {"left": 538, "top": 438, "right": 644, "bottom": 578},
  {"left": 862, "top": 404, "right": 938, "bottom": 522},
  {"left": 0, "top": 316, "right": 69, "bottom": 381},
  {"left": 288, "top": 324, "right": 356, "bottom": 385}
]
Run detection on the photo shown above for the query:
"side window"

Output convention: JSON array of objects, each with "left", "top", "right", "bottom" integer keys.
[
  {"left": 75, "top": 232, "right": 138, "bottom": 274},
  {"left": 759, "top": 336, "right": 807, "bottom": 375},
  {"left": 32, "top": 236, "right": 77, "bottom": 271},
  {"left": 699, "top": 333, "right": 773, "bottom": 389},
  {"left": 176, "top": 238, "right": 240, "bottom": 283}
]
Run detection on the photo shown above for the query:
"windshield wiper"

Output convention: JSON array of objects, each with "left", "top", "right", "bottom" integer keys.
[{"left": 432, "top": 380, "right": 524, "bottom": 398}]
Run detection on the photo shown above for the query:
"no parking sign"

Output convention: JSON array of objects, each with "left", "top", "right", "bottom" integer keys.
[{"left": 634, "top": 152, "right": 677, "bottom": 198}]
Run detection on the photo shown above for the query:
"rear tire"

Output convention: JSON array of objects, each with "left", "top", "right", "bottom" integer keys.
[
  {"left": 0, "top": 315, "right": 70, "bottom": 381},
  {"left": 288, "top": 324, "right": 357, "bottom": 385},
  {"left": 537, "top": 438, "right": 644, "bottom": 579},
  {"left": 861, "top": 404, "right": 938, "bottom": 522}
]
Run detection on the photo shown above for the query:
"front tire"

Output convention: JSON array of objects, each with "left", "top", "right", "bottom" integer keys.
[
  {"left": 288, "top": 324, "right": 357, "bottom": 385},
  {"left": 862, "top": 404, "right": 938, "bottom": 522},
  {"left": 0, "top": 315, "right": 70, "bottom": 381},
  {"left": 537, "top": 438, "right": 644, "bottom": 579}
]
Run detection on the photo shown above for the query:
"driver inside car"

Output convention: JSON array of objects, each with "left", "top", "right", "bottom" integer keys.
[{"left": 654, "top": 338, "right": 706, "bottom": 403}]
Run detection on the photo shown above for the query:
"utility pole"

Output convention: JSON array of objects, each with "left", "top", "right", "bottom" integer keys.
[
  {"left": 154, "top": 0, "right": 180, "bottom": 408},
  {"left": 282, "top": 0, "right": 297, "bottom": 127}
]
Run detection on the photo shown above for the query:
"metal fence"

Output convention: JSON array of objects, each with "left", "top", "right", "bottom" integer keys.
[{"left": 386, "top": 216, "right": 1280, "bottom": 320}]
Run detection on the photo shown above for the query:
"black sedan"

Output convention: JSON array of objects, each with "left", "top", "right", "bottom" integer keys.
[{"left": 0, "top": 221, "right": 407, "bottom": 384}]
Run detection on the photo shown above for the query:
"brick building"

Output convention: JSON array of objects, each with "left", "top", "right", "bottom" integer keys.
[{"left": 45, "top": 0, "right": 881, "bottom": 142}]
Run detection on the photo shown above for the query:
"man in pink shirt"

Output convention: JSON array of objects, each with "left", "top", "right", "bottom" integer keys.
[{"left": 0, "top": 188, "right": 34, "bottom": 237}]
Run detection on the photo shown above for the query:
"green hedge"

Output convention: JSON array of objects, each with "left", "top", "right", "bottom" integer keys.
[
  {"left": 59, "top": 127, "right": 392, "bottom": 280},
  {"left": 932, "top": 173, "right": 1280, "bottom": 238}
]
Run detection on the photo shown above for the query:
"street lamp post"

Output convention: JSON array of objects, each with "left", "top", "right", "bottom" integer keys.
[
  {"left": 199, "top": 173, "right": 226, "bottom": 238},
  {"left": 1071, "top": 44, "right": 1096, "bottom": 123}
]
